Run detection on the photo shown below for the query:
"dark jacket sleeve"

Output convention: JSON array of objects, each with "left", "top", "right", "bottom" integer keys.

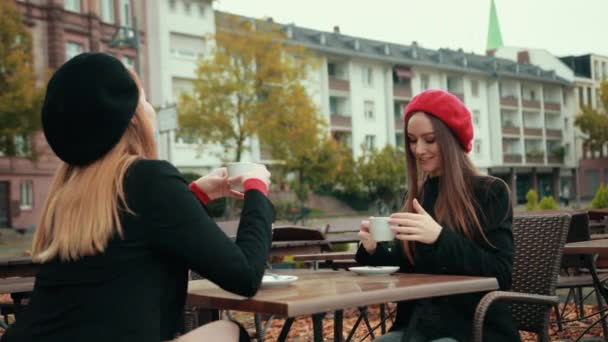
[
  {"left": 415, "top": 180, "right": 514, "bottom": 290},
  {"left": 126, "top": 160, "right": 274, "bottom": 297}
]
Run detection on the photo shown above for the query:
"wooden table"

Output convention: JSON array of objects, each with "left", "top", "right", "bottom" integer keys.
[
  {"left": 564, "top": 239, "right": 608, "bottom": 256},
  {"left": 590, "top": 234, "right": 608, "bottom": 241},
  {"left": 270, "top": 240, "right": 329, "bottom": 257},
  {"left": 292, "top": 251, "right": 357, "bottom": 270},
  {"left": 0, "top": 257, "right": 39, "bottom": 278},
  {"left": 188, "top": 270, "right": 498, "bottom": 342},
  {"left": 563, "top": 239, "right": 608, "bottom": 308}
]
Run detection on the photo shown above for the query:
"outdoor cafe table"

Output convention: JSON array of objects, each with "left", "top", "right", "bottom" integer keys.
[
  {"left": 187, "top": 269, "right": 499, "bottom": 342},
  {"left": 563, "top": 239, "right": 608, "bottom": 305}
]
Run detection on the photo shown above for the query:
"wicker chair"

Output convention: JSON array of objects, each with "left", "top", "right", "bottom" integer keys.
[{"left": 473, "top": 214, "right": 571, "bottom": 342}]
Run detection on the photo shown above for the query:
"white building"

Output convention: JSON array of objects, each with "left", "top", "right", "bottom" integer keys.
[
  {"left": 146, "top": 0, "right": 261, "bottom": 174},
  {"left": 147, "top": 5, "right": 578, "bottom": 203},
  {"left": 276, "top": 20, "right": 577, "bottom": 203}
]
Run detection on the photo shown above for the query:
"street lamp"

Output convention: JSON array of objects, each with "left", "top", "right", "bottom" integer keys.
[
  {"left": 573, "top": 131, "right": 590, "bottom": 206},
  {"left": 109, "top": 16, "right": 140, "bottom": 76}
]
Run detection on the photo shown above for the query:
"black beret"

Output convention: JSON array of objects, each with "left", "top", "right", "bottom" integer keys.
[{"left": 42, "top": 52, "right": 139, "bottom": 166}]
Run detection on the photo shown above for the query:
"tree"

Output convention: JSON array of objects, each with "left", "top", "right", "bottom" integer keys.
[
  {"left": 575, "top": 80, "right": 608, "bottom": 158},
  {"left": 358, "top": 145, "right": 407, "bottom": 213},
  {"left": 0, "top": 1, "right": 44, "bottom": 158},
  {"left": 258, "top": 83, "right": 343, "bottom": 210},
  {"left": 591, "top": 184, "right": 608, "bottom": 209},
  {"left": 177, "top": 14, "right": 312, "bottom": 162}
]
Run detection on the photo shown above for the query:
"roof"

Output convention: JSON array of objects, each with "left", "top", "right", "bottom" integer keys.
[{"left": 215, "top": 11, "right": 572, "bottom": 86}]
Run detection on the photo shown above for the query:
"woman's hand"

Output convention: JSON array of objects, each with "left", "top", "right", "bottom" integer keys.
[
  {"left": 358, "top": 219, "right": 378, "bottom": 254},
  {"left": 194, "top": 168, "right": 244, "bottom": 201},
  {"left": 389, "top": 199, "right": 443, "bottom": 244}
]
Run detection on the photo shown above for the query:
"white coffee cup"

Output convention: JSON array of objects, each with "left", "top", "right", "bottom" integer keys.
[
  {"left": 226, "top": 162, "right": 258, "bottom": 178},
  {"left": 369, "top": 217, "right": 395, "bottom": 242}
]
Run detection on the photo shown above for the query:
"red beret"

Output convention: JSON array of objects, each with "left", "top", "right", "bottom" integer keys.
[{"left": 404, "top": 89, "right": 473, "bottom": 152}]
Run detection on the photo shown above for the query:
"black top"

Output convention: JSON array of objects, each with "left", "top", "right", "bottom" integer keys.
[
  {"left": 2, "top": 160, "right": 275, "bottom": 342},
  {"left": 356, "top": 176, "right": 520, "bottom": 342}
]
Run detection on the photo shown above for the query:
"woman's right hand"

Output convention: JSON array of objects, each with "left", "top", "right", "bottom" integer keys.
[
  {"left": 240, "top": 164, "right": 271, "bottom": 188},
  {"left": 358, "top": 219, "right": 378, "bottom": 254}
]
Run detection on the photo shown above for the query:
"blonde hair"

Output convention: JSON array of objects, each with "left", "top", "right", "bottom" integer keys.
[{"left": 32, "top": 70, "right": 157, "bottom": 262}]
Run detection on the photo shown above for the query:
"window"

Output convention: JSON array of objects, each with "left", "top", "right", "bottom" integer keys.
[
  {"left": 365, "top": 135, "right": 376, "bottom": 150},
  {"left": 395, "top": 133, "right": 405, "bottom": 148},
  {"left": 362, "top": 66, "right": 373, "bottom": 87},
  {"left": 184, "top": 1, "right": 192, "bottom": 14},
  {"left": 420, "top": 74, "right": 430, "bottom": 91},
  {"left": 198, "top": 3, "right": 206, "bottom": 17},
  {"left": 64, "top": 0, "right": 80, "bottom": 12},
  {"left": 65, "top": 42, "right": 83, "bottom": 61},
  {"left": 364, "top": 101, "right": 375, "bottom": 120},
  {"left": 169, "top": 0, "right": 176, "bottom": 10},
  {"left": 471, "top": 80, "right": 479, "bottom": 97},
  {"left": 474, "top": 140, "right": 481, "bottom": 155},
  {"left": 472, "top": 110, "right": 480, "bottom": 126},
  {"left": 329, "top": 97, "right": 338, "bottom": 115},
  {"left": 20, "top": 181, "right": 33, "bottom": 209},
  {"left": 14, "top": 134, "right": 31, "bottom": 157},
  {"left": 587, "top": 87, "right": 592, "bottom": 106},
  {"left": 100, "top": 0, "right": 114, "bottom": 23},
  {"left": 119, "top": 0, "right": 132, "bottom": 27}
]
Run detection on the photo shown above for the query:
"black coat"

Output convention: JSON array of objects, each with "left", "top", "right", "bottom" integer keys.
[
  {"left": 356, "top": 176, "right": 520, "bottom": 342},
  {"left": 2, "top": 160, "right": 275, "bottom": 342}
]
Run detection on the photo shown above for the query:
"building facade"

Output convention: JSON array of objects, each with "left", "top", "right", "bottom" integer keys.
[
  {"left": 0, "top": 0, "right": 147, "bottom": 229},
  {"left": 559, "top": 53, "right": 608, "bottom": 198},
  {"left": 149, "top": 6, "right": 579, "bottom": 205}
]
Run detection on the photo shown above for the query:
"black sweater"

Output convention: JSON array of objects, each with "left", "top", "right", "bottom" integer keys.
[
  {"left": 2, "top": 160, "right": 275, "bottom": 342},
  {"left": 356, "top": 176, "right": 520, "bottom": 342}
]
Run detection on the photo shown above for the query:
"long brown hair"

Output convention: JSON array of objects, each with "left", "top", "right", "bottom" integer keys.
[
  {"left": 32, "top": 69, "right": 157, "bottom": 262},
  {"left": 401, "top": 112, "right": 491, "bottom": 263}
]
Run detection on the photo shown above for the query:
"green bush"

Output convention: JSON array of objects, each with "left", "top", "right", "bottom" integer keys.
[
  {"left": 591, "top": 184, "right": 608, "bottom": 209},
  {"left": 525, "top": 189, "right": 538, "bottom": 210},
  {"left": 538, "top": 196, "right": 558, "bottom": 210}
]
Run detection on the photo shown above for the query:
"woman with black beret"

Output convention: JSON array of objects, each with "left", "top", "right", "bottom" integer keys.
[{"left": 1, "top": 53, "right": 274, "bottom": 342}]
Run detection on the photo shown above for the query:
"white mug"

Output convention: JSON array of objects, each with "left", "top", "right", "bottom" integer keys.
[{"left": 369, "top": 217, "right": 395, "bottom": 242}]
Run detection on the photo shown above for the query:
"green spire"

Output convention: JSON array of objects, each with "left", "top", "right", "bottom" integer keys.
[{"left": 486, "top": 0, "right": 504, "bottom": 51}]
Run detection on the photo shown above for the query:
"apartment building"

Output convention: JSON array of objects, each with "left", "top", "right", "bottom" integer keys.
[{"left": 559, "top": 53, "right": 608, "bottom": 198}]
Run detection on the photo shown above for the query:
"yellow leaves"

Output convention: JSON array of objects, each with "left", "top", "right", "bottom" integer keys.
[
  {"left": 178, "top": 13, "right": 317, "bottom": 162},
  {"left": 0, "top": 0, "right": 43, "bottom": 157}
]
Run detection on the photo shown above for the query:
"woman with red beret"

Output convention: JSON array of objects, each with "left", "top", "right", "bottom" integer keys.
[{"left": 356, "top": 89, "right": 519, "bottom": 341}]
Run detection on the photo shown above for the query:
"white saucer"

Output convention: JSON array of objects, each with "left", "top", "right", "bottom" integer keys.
[
  {"left": 348, "top": 266, "right": 399, "bottom": 276},
  {"left": 261, "top": 274, "right": 299, "bottom": 288}
]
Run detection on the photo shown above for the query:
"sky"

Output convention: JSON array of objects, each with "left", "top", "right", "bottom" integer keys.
[{"left": 214, "top": 0, "right": 608, "bottom": 58}]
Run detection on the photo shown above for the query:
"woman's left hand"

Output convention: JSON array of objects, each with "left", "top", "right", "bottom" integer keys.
[
  {"left": 389, "top": 198, "right": 443, "bottom": 244},
  {"left": 194, "top": 168, "right": 244, "bottom": 201}
]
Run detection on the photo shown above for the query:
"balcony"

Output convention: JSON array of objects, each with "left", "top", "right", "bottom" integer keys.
[
  {"left": 503, "top": 154, "right": 523, "bottom": 163},
  {"left": 525, "top": 151, "right": 545, "bottom": 164},
  {"left": 523, "top": 128, "right": 543, "bottom": 136},
  {"left": 544, "top": 101, "right": 561, "bottom": 111},
  {"left": 547, "top": 156, "right": 563, "bottom": 164},
  {"left": 522, "top": 99, "right": 541, "bottom": 109},
  {"left": 502, "top": 126, "right": 520, "bottom": 135},
  {"left": 545, "top": 129, "right": 562, "bottom": 138},
  {"left": 500, "top": 96, "right": 518, "bottom": 107},
  {"left": 393, "top": 85, "right": 412, "bottom": 99},
  {"left": 329, "top": 77, "right": 350, "bottom": 92},
  {"left": 330, "top": 115, "right": 352, "bottom": 130}
]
